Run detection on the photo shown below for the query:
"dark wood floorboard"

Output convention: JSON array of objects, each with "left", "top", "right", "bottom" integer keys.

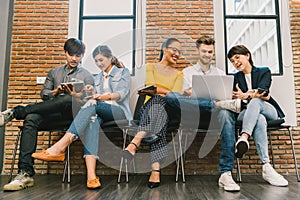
[{"left": 0, "top": 175, "right": 299, "bottom": 200}]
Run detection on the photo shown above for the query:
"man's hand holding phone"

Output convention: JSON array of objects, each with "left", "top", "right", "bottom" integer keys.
[
  {"left": 52, "top": 84, "right": 67, "bottom": 96},
  {"left": 61, "top": 83, "right": 74, "bottom": 95}
]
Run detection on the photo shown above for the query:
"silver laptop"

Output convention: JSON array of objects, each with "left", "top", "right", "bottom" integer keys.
[{"left": 191, "top": 75, "right": 234, "bottom": 100}]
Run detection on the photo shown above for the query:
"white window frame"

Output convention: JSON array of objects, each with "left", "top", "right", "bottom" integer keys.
[
  {"left": 68, "top": 0, "right": 146, "bottom": 76},
  {"left": 214, "top": 0, "right": 297, "bottom": 126}
]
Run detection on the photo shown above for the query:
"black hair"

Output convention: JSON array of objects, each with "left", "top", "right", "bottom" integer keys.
[
  {"left": 92, "top": 45, "right": 125, "bottom": 68},
  {"left": 64, "top": 38, "right": 86, "bottom": 56},
  {"left": 227, "top": 45, "right": 254, "bottom": 66},
  {"left": 195, "top": 35, "right": 215, "bottom": 49},
  {"left": 159, "top": 38, "right": 180, "bottom": 61}
]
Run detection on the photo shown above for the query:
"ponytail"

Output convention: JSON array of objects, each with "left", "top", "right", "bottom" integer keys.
[
  {"left": 92, "top": 45, "right": 125, "bottom": 68},
  {"left": 111, "top": 56, "right": 125, "bottom": 68}
]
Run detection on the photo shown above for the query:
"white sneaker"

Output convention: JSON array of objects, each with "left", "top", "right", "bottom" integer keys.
[
  {"left": 235, "top": 136, "right": 249, "bottom": 158},
  {"left": 3, "top": 171, "right": 34, "bottom": 191},
  {"left": 218, "top": 99, "right": 242, "bottom": 113},
  {"left": 262, "top": 163, "right": 288, "bottom": 187},
  {"left": 0, "top": 108, "right": 14, "bottom": 126},
  {"left": 218, "top": 171, "right": 240, "bottom": 192}
]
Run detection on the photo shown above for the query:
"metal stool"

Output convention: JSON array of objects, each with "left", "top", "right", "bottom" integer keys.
[
  {"left": 235, "top": 118, "right": 300, "bottom": 182},
  {"left": 9, "top": 119, "right": 72, "bottom": 183}
]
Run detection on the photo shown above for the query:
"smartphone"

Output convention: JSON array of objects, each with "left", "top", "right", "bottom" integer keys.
[
  {"left": 257, "top": 88, "right": 269, "bottom": 97},
  {"left": 61, "top": 83, "right": 73, "bottom": 90},
  {"left": 140, "top": 85, "right": 156, "bottom": 91}
]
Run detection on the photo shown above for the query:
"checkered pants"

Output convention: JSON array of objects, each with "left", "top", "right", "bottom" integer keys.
[{"left": 138, "top": 95, "right": 169, "bottom": 164}]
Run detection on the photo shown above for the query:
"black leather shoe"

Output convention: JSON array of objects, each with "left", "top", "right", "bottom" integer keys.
[{"left": 148, "top": 169, "right": 160, "bottom": 189}]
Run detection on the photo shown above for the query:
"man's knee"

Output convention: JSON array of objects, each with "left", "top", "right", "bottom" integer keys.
[
  {"left": 55, "top": 94, "right": 72, "bottom": 104},
  {"left": 13, "top": 105, "right": 26, "bottom": 119},
  {"left": 218, "top": 110, "right": 235, "bottom": 121},
  {"left": 23, "top": 113, "right": 43, "bottom": 126},
  {"left": 165, "top": 92, "right": 178, "bottom": 103}
]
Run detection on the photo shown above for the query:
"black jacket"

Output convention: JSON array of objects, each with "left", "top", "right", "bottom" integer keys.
[{"left": 233, "top": 66, "right": 285, "bottom": 118}]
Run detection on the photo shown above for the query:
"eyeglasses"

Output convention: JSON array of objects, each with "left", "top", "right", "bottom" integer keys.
[{"left": 167, "top": 46, "right": 182, "bottom": 55}]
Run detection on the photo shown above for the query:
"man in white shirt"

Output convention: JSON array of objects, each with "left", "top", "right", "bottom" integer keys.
[
  {"left": 165, "top": 35, "right": 240, "bottom": 192},
  {"left": 182, "top": 61, "right": 223, "bottom": 94}
]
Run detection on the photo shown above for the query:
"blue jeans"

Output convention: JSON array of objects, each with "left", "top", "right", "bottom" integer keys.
[
  {"left": 165, "top": 92, "right": 215, "bottom": 113},
  {"left": 237, "top": 98, "right": 278, "bottom": 164},
  {"left": 165, "top": 92, "right": 236, "bottom": 174},
  {"left": 67, "top": 100, "right": 126, "bottom": 158},
  {"left": 218, "top": 110, "right": 236, "bottom": 174}
]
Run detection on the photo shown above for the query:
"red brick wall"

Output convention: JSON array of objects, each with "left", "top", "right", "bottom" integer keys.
[
  {"left": 3, "top": 0, "right": 300, "bottom": 177},
  {"left": 3, "top": 0, "right": 73, "bottom": 175},
  {"left": 146, "top": 0, "right": 215, "bottom": 70},
  {"left": 291, "top": 0, "right": 300, "bottom": 121}
]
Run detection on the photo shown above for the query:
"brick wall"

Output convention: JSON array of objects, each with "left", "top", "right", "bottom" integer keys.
[
  {"left": 3, "top": 0, "right": 72, "bottom": 175},
  {"left": 291, "top": 0, "right": 300, "bottom": 121},
  {"left": 2, "top": 0, "right": 300, "bottom": 177},
  {"left": 146, "top": 0, "right": 214, "bottom": 70}
]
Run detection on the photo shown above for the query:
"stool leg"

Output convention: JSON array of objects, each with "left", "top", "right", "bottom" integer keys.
[
  {"left": 118, "top": 128, "right": 129, "bottom": 183},
  {"left": 287, "top": 127, "right": 300, "bottom": 181},
  {"left": 47, "top": 131, "right": 52, "bottom": 174},
  {"left": 177, "top": 129, "right": 185, "bottom": 182},
  {"left": 175, "top": 129, "right": 181, "bottom": 182},
  {"left": 62, "top": 145, "right": 70, "bottom": 183},
  {"left": 181, "top": 133, "right": 187, "bottom": 183},
  {"left": 131, "top": 156, "right": 136, "bottom": 174},
  {"left": 235, "top": 127, "right": 242, "bottom": 182},
  {"left": 118, "top": 157, "right": 124, "bottom": 183},
  {"left": 171, "top": 131, "right": 178, "bottom": 167},
  {"left": 62, "top": 151, "right": 68, "bottom": 182},
  {"left": 67, "top": 145, "right": 70, "bottom": 183},
  {"left": 9, "top": 128, "right": 22, "bottom": 183},
  {"left": 268, "top": 131, "right": 275, "bottom": 168},
  {"left": 236, "top": 158, "right": 242, "bottom": 182},
  {"left": 125, "top": 159, "right": 129, "bottom": 183}
]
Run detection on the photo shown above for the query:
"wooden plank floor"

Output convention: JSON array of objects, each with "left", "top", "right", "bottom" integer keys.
[{"left": 0, "top": 175, "right": 300, "bottom": 200}]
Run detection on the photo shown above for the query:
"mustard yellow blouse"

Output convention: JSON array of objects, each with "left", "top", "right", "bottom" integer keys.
[{"left": 145, "top": 63, "right": 183, "bottom": 94}]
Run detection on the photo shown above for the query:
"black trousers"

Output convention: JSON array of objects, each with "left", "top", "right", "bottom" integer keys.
[{"left": 17, "top": 95, "right": 76, "bottom": 176}]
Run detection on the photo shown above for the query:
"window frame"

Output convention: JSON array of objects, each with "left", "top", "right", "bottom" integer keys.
[
  {"left": 78, "top": 0, "right": 137, "bottom": 75},
  {"left": 223, "top": 0, "right": 283, "bottom": 75}
]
